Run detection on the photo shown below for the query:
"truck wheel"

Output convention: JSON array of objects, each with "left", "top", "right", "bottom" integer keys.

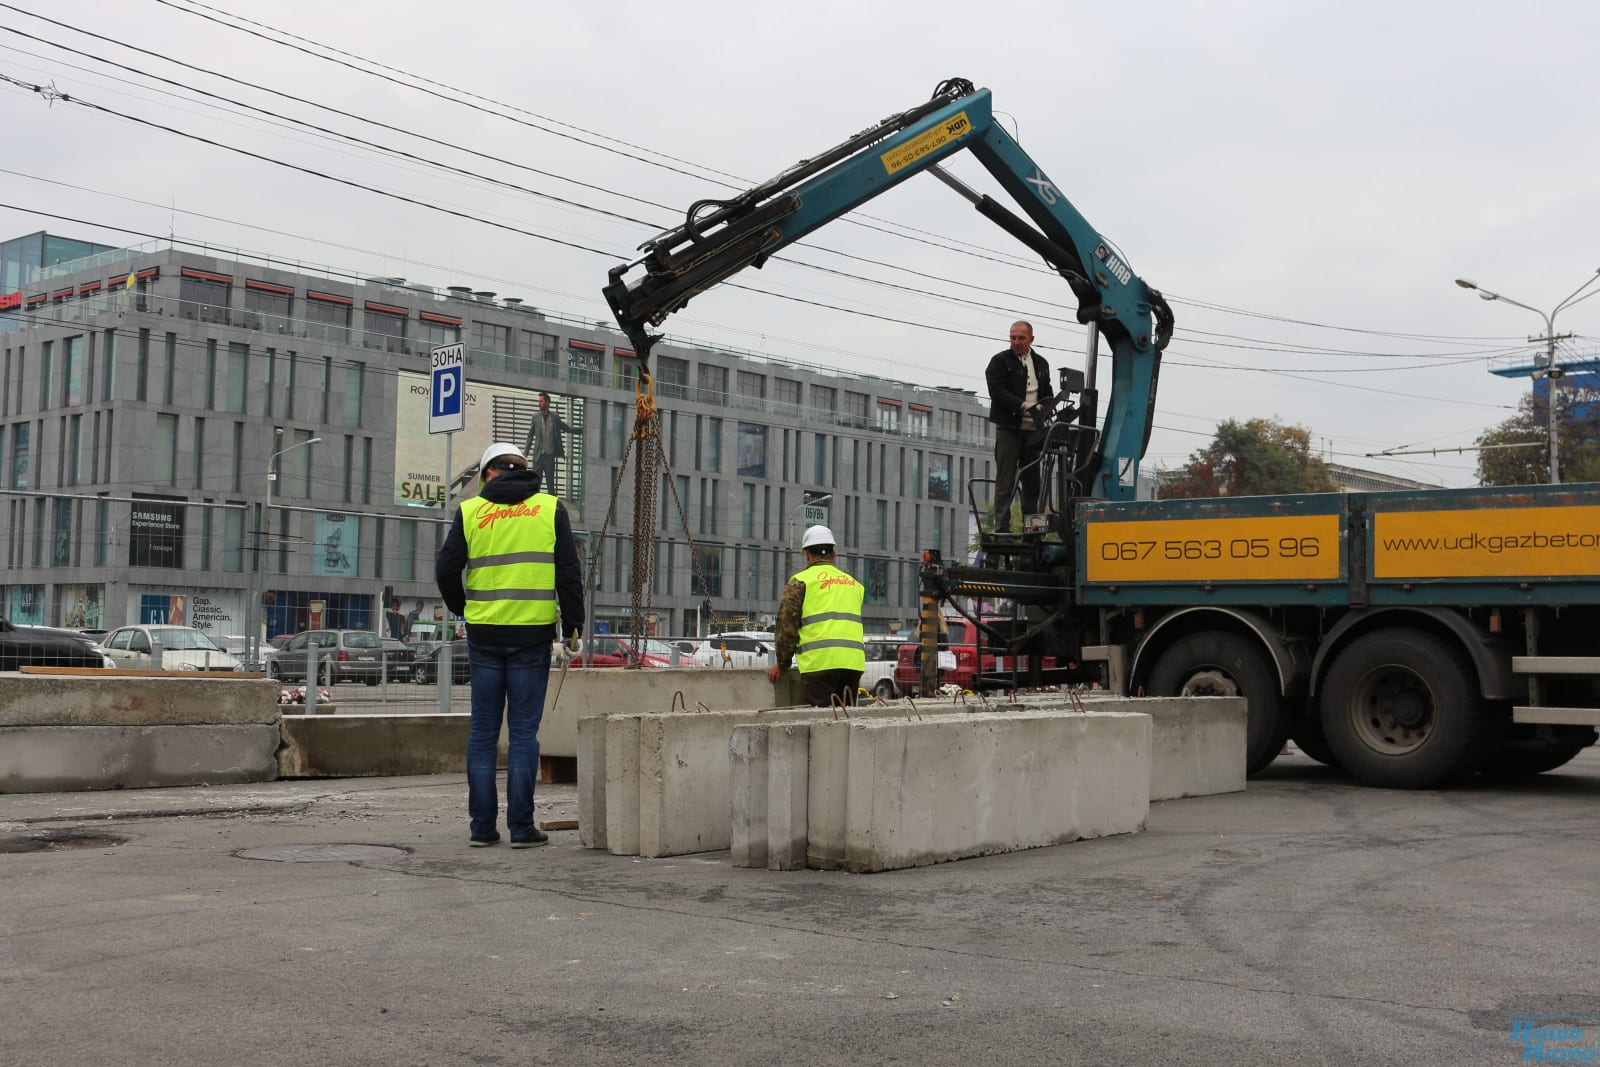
[
  {"left": 874, "top": 679, "right": 897, "bottom": 701},
  {"left": 1482, "top": 731, "right": 1595, "bottom": 778},
  {"left": 1146, "top": 632, "right": 1286, "bottom": 776},
  {"left": 1289, "top": 703, "right": 1338, "bottom": 766},
  {"left": 1319, "top": 628, "right": 1491, "bottom": 788}
]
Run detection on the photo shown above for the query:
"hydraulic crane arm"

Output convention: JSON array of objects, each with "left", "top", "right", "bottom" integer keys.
[{"left": 603, "top": 77, "right": 1173, "bottom": 500}]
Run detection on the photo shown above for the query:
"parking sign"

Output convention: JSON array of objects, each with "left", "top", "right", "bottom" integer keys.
[{"left": 429, "top": 343, "right": 465, "bottom": 434}]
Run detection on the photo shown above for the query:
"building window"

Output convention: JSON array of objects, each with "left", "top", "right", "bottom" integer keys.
[
  {"left": 614, "top": 351, "right": 640, "bottom": 392},
  {"left": 155, "top": 413, "right": 178, "bottom": 485},
  {"left": 193, "top": 417, "right": 205, "bottom": 489},
  {"left": 227, "top": 342, "right": 249, "bottom": 413},
  {"left": 396, "top": 519, "right": 416, "bottom": 581},
  {"left": 320, "top": 357, "right": 332, "bottom": 424},
  {"left": 305, "top": 292, "right": 352, "bottom": 342},
  {"left": 519, "top": 329, "right": 557, "bottom": 375},
  {"left": 232, "top": 422, "right": 244, "bottom": 493},
  {"left": 364, "top": 305, "right": 408, "bottom": 353},
  {"left": 179, "top": 271, "right": 232, "bottom": 324},
  {"left": 419, "top": 315, "right": 462, "bottom": 348},
  {"left": 736, "top": 370, "right": 766, "bottom": 405},
  {"left": 162, "top": 333, "right": 176, "bottom": 405},
  {"left": 875, "top": 400, "right": 901, "bottom": 434},
  {"left": 222, "top": 507, "right": 244, "bottom": 572},
  {"left": 362, "top": 437, "right": 373, "bottom": 505},
  {"left": 844, "top": 391, "right": 869, "bottom": 427},
  {"left": 812, "top": 384, "right": 836, "bottom": 417},
  {"left": 343, "top": 361, "right": 364, "bottom": 427},
  {"left": 705, "top": 417, "right": 722, "bottom": 473},
  {"left": 136, "top": 329, "right": 149, "bottom": 402},
  {"left": 929, "top": 453, "right": 952, "bottom": 501},
  {"left": 736, "top": 423, "right": 766, "bottom": 478},
  {"left": 342, "top": 436, "right": 354, "bottom": 503},
  {"left": 912, "top": 449, "right": 923, "bottom": 499},
  {"left": 908, "top": 406, "right": 931, "bottom": 439},
  {"left": 38, "top": 340, "right": 52, "bottom": 411},
  {"left": 875, "top": 499, "right": 887, "bottom": 549},
  {"left": 470, "top": 320, "right": 510, "bottom": 354},
  {"left": 742, "top": 483, "right": 756, "bottom": 538},
  {"left": 568, "top": 341, "right": 604, "bottom": 386},
  {"left": 244, "top": 283, "right": 293, "bottom": 333},
  {"left": 52, "top": 497, "right": 72, "bottom": 568},
  {"left": 284, "top": 350, "right": 297, "bottom": 419},
  {"left": 775, "top": 378, "right": 801, "bottom": 409},
  {"left": 698, "top": 363, "right": 729, "bottom": 403},
  {"left": 940, "top": 408, "right": 962, "bottom": 438},
  {"left": 656, "top": 355, "right": 689, "bottom": 400},
  {"left": 63, "top": 336, "right": 84, "bottom": 406},
  {"left": 292, "top": 429, "right": 316, "bottom": 497}
]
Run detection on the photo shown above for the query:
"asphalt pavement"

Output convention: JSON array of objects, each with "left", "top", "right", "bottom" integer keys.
[{"left": 4, "top": 750, "right": 1599, "bottom": 1066}]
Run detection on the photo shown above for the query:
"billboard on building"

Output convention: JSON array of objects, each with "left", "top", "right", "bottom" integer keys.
[
  {"left": 57, "top": 584, "right": 104, "bottom": 629},
  {"left": 312, "top": 514, "right": 359, "bottom": 577},
  {"left": 6, "top": 584, "right": 44, "bottom": 625},
  {"left": 128, "top": 500, "right": 185, "bottom": 568},
  {"left": 394, "top": 371, "right": 585, "bottom": 507}
]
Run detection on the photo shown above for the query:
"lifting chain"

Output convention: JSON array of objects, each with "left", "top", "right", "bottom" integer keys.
[{"left": 584, "top": 361, "right": 722, "bottom": 661}]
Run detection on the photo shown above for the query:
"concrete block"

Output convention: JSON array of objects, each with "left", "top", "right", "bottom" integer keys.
[
  {"left": 542, "top": 668, "right": 779, "bottom": 758},
  {"left": 806, "top": 717, "right": 854, "bottom": 871},
  {"left": 766, "top": 723, "right": 810, "bottom": 871},
  {"left": 834, "top": 711, "right": 1151, "bottom": 873},
  {"left": 0, "top": 674, "right": 281, "bottom": 727},
  {"left": 632, "top": 704, "right": 897, "bottom": 859},
  {"left": 0, "top": 724, "right": 280, "bottom": 792},
  {"left": 1143, "top": 696, "right": 1247, "bottom": 801},
  {"left": 576, "top": 715, "right": 607, "bottom": 850},
  {"left": 604, "top": 715, "right": 643, "bottom": 856},
  {"left": 277, "top": 714, "right": 472, "bottom": 778},
  {"left": 728, "top": 725, "right": 769, "bottom": 869}
]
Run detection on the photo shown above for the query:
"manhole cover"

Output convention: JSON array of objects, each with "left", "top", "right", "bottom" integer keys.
[
  {"left": 0, "top": 830, "right": 127, "bottom": 854},
  {"left": 237, "top": 844, "right": 409, "bottom": 863}
]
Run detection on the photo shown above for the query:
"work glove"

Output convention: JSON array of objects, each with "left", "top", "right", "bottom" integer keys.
[
  {"left": 552, "top": 639, "right": 571, "bottom": 666},
  {"left": 566, "top": 633, "right": 582, "bottom": 656}
]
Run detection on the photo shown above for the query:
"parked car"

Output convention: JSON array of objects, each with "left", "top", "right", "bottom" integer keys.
[
  {"left": 268, "top": 633, "right": 296, "bottom": 651},
  {"left": 862, "top": 636, "right": 904, "bottom": 700},
  {"left": 892, "top": 617, "right": 1058, "bottom": 693},
  {"left": 379, "top": 637, "right": 415, "bottom": 682},
  {"left": 412, "top": 639, "right": 470, "bottom": 685},
  {"left": 0, "top": 620, "right": 112, "bottom": 671},
  {"left": 101, "top": 625, "right": 244, "bottom": 671},
  {"left": 581, "top": 635, "right": 701, "bottom": 669},
  {"left": 266, "top": 629, "right": 385, "bottom": 685},
  {"left": 692, "top": 631, "right": 775, "bottom": 669}
]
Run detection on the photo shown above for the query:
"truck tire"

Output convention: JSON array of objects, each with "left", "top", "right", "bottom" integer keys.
[
  {"left": 874, "top": 679, "right": 897, "bottom": 701},
  {"left": 1146, "top": 632, "right": 1287, "bottom": 776},
  {"left": 1319, "top": 628, "right": 1492, "bottom": 788},
  {"left": 1289, "top": 706, "right": 1338, "bottom": 767},
  {"left": 1481, "top": 732, "right": 1595, "bottom": 778}
]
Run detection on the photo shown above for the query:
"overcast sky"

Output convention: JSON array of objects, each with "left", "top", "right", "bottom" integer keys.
[{"left": 5, "top": 0, "right": 1598, "bottom": 488}]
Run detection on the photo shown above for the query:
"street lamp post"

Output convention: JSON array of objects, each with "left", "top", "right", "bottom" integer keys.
[
  {"left": 246, "top": 431, "right": 321, "bottom": 666},
  {"left": 1455, "top": 270, "right": 1600, "bottom": 483}
]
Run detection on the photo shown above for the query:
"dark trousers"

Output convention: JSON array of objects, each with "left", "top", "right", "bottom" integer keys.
[
  {"left": 801, "top": 669, "right": 863, "bottom": 708},
  {"left": 532, "top": 455, "right": 558, "bottom": 496},
  {"left": 993, "top": 425, "right": 1043, "bottom": 532}
]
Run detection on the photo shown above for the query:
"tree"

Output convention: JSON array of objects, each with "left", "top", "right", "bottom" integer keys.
[
  {"left": 1476, "top": 388, "right": 1600, "bottom": 486},
  {"left": 1158, "top": 418, "right": 1338, "bottom": 499}
]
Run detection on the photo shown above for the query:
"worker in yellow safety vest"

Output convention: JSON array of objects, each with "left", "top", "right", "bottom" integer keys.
[
  {"left": 767, "top": 525, "right": 866, "bottom": 707},
  {"left": 436, "top": 441, "right": 583, "bottom": 849}
]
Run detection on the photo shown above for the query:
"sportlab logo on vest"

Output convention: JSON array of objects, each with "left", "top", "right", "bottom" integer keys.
[
  {"left": 476, "top": 502, "right": 543, "bottom": 530},
  {"left": 818, "top": 575, "right": 858, "bottom": 589}
]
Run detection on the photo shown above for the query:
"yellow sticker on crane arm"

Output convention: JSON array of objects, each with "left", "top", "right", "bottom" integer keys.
[
  {"left": 1083, "top": 514, "right": 1342, "bottom": 583},
  {"left": 1372, "top": 505, "right": 1600, "bottom": 578},
  {"left": 881, "top": 112, "right": 973, "bottom": 175}
]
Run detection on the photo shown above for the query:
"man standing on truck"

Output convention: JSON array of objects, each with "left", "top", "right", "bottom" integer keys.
[
  {"left": 985, "top": 320, "right": 1054, "bottom": 533},
  {"left": 766, "top": 525, "right": 866, "bottom": 706},
  {"left": 436, "top": 442, "right": 584, "bottom": 849}
]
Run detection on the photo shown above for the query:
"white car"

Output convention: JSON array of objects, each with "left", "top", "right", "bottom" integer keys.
[
  {"left": 101, "top": 625, "right": 244, "bottom": 671},
  {"left": 693, "top": 631, "right": 776, "bottom": 669},
  {"left": 862, "top": 636, "right": 905, "bottom": 700}
]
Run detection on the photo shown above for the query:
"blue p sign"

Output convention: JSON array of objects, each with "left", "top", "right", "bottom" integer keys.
[{"left": 429, "top": 343, "right": 465, "bottom": 434}]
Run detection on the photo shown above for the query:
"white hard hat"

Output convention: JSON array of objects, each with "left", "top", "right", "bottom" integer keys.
[
  {"left": 801, "top": 525, "right": 835, "bottom": 550},
  {"left": 477, "top": 441, "right": 526, "bottom": 478}
]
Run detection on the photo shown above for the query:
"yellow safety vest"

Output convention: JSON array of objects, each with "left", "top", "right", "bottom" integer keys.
[
  {"left": 460, "top": 492, "right": 558, "bottom": 627},
  {"left": 792, "top": 563, "right": 865, "bottom": 673}
]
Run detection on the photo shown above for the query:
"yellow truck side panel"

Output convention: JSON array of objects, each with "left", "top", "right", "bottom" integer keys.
[
  {"left": 1083, "top": 514, "right": 1342, "bottom": 584},
  {"left": 1372, "top": 505, "right": 1600, "bottom": 579}
]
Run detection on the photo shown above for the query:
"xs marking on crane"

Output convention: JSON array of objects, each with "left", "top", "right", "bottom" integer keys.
[{"left": 1025, "top": 170, "right": 1059, "bottom": 205}]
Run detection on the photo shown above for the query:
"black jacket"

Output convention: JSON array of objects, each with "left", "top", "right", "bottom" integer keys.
[
  {"left": 434, "top": 468, "right": 585, "bottom": 646},
  {"left": 985, "top": 348, "right": 1055, "bottom": 429}
]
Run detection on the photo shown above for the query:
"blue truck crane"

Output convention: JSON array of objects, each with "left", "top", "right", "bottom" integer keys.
[{"left": 605, "top": 77, "right": 1600, "bottom": 789}]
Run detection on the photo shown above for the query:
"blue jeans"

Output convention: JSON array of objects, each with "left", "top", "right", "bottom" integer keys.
[{"left": 466, "top": 641, "right": 552, "bottom": 840}]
